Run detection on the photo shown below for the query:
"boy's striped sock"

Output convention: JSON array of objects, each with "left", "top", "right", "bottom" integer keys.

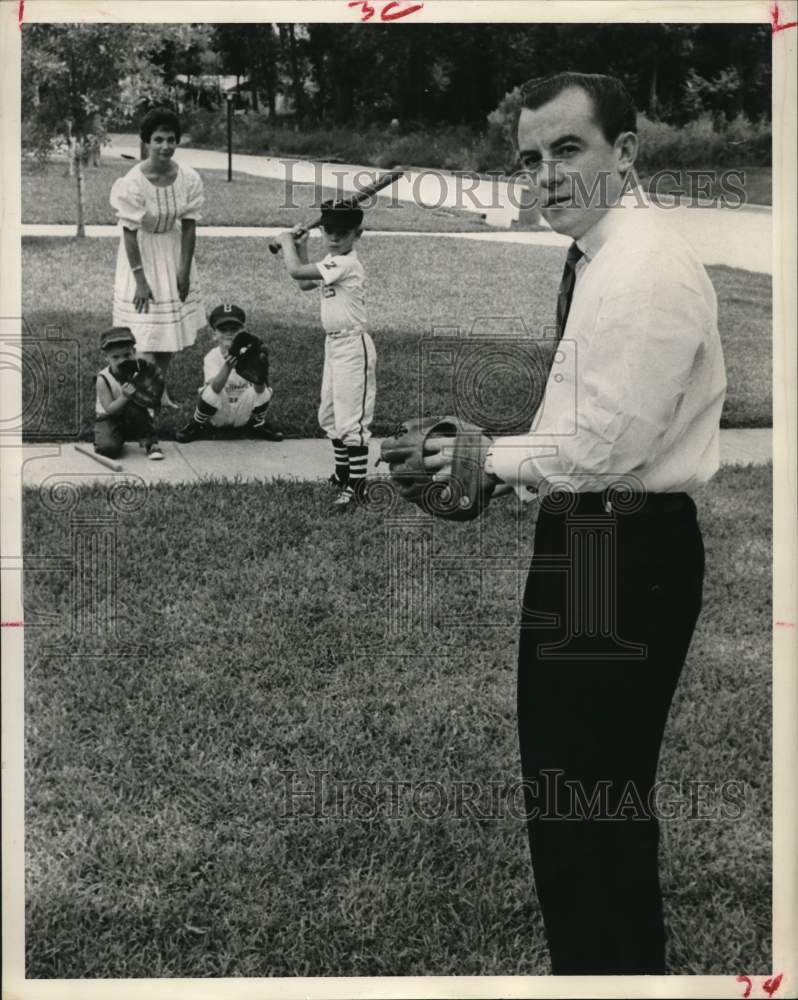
[
  {"left": 192, "top": 398, "right": 215, "bottom": 425},
  {"left": 250, "top": 400, "right": 270, "bottom": 427},
  {"left": 347, "top": 445, "right": 369, "bottom": 499},
  {"left": 332, "top": 438, "right": 349, "bottom": 487}
]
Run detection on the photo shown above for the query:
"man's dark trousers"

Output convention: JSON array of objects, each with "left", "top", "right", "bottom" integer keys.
[{"left": 517, "top": 492, "right": 705, "bottom": 974}]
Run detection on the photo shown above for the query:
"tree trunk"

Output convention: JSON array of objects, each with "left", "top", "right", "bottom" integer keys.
[
  {"left": 66, "top": 119, "right": 76, "bottom": 177},
  {"left": 288, "top": 24, "right": 304, "bottom": 118},
  {"left": 75, "top": 142, "right": 86, "bottom": 239},
  {"left": 648, "top": 60, "right": 659, "bottom": 116}
]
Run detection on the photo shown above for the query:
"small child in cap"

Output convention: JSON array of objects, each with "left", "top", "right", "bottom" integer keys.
[
  {"left": 176, "top": 303, "right": 283, "bottom": 442},
  {"left": 94, "top": 326, "right": 164, "bottom": 461}
]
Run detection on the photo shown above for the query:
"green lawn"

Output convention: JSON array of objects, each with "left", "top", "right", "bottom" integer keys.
[
  {"left": 21, "top": 159, "right": 497, "bottom": 232},
  {"left": 22, "top": 463, "right": 772, "bottom": 977},
  {"left": 20, "top": 235, "right": 772, "bottom": 442}
]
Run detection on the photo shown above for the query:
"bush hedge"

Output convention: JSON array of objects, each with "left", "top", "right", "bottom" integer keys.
[{"left": 182, "top": 106, "right": 771, "bottom": 176}]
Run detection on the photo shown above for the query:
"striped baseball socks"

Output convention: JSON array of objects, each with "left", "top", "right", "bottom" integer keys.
[
  {"left": 346, "top": 445, "right": 369, "bottom": 500},
  {"left": 250, "top": 400, "right": 270, "bottom": 428},
  {"left": 331, "top": 438, "right": 349, "bottom": 488}
]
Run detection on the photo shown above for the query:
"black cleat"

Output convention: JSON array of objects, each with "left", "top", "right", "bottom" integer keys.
[
  {"left": 176, "top": 420, "right": 207, "bottom": 443},
  {"left": 247, "top": 420, "right": 284, "bottom": 442},
  {"left": 330, "top": 486, "right": 358, "bottom": 512}
]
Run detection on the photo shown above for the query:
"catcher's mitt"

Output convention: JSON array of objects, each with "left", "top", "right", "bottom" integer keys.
[
  {"left": 116, "top": 359, "right": 164, "bottom": 410},
  {"left": 230, "top": 331, "right": 270, "bottom": 385},
  {"left": 380, "top": 415, "right": 496, "bottom": 521}
]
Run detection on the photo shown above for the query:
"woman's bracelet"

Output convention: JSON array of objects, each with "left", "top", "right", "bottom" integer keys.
[{"left": 131, "top": 265, "right": 143, "bottom": 274}]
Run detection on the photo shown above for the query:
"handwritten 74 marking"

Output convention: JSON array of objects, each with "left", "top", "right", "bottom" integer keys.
[{"left": 737, "top": 973, "right": 784, "bottom": 998}]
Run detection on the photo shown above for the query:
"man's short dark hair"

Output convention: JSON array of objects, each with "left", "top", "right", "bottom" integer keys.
[
  {"left": 139, "top": 107, "right": 182, "bottom": 144},
  {"left": 520, "top": 73, "right": 637, "bottom": 144}
]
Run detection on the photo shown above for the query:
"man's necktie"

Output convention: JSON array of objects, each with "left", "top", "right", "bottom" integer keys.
[{"left": 555, "top": 241, "right": 584, "bottom": 341}]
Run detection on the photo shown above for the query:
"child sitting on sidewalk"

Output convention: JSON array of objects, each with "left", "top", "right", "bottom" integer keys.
[
  {"left": 94, "top": 326, "right": 164, "bottom": 461},
  {"left": 177, "top": 303, "right": 283, "bottom": 442}
]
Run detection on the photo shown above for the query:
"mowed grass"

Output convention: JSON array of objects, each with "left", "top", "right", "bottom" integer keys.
[
  {"left": 21, "top": 235, "right": 772, "bottom": 441},
  {"left": 21, "top": 159, "right": 496, "bottom": 232},
  {"left": 23, "top": 464, "right": 772, "bottom": 977}
]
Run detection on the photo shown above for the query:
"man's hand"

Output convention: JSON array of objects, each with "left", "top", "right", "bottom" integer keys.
[
  {"left": 424, "top": 436, "right": 454, "bottom": 478},
  {"left": 426, "top": 436, "right": 513, "bottom": 497},
  {"left": 381, "top": 416, "right": 499, "bottom": 521}
]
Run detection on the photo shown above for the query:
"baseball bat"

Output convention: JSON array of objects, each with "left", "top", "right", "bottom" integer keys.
[
  {"left": 268, "top": 168, "right": 404, "bottom": 254},
  {"left": 74, "top": 443, "right": 123, "bottom": 472}
]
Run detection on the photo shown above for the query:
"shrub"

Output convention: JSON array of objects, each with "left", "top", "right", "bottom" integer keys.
[
  {"left": 181, "top": 103, "right": 770, "bottom": 176},
  {"left": 635, "top": 111, "right": 770, "bottom": 171}
]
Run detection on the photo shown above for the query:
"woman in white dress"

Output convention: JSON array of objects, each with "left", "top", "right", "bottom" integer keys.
[{"left": 110, "top": 108, "right": 207, "bottom": 408}]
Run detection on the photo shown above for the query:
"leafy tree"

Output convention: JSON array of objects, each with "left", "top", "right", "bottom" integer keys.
[{"left": 21, "top": 24, "right": 193, "bottom": 236}]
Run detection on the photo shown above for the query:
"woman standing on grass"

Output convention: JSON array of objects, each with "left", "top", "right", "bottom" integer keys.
[{"left": 110, "top": 107, "right": 206, "bottom": 408}]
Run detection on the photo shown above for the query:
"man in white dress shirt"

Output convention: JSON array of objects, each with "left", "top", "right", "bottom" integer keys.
[{"left": 422, "top": 73, "right": 726, "bottom": 973}]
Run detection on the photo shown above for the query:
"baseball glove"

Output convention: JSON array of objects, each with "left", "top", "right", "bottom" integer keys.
[
  {"left": 230, "top": 331, "right": 270, "bottom": 385},
  {"left": 380, "top": 415, "right": 496, "bottom": 521},
  {"left": 116, "top": 359, "right": 164, "bottom": 410}
]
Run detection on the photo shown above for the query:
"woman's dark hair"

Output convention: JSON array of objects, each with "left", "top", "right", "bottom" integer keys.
[
  {"left": 139, "top": 107, "right": 182, "bottom": 144},
  {"left": 520, "top": 73, "right": 637, "bottom": 144}
]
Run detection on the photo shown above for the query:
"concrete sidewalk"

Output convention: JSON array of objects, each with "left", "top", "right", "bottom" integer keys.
[
  {"left": 23, "top": 221, "right": 575, "bottom": 248},
  {"left": 19, "top": 429, "right": 772, "bottom": 490}
]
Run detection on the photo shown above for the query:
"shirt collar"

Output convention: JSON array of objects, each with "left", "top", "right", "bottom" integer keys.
[{"left": 576, "top": 191, "right": 648, "bottom": 262}]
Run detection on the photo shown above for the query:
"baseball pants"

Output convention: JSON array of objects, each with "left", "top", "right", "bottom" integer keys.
[
  {"left": 200, "top": 383, "right": 273, "bottom": 428},
  {"left": 94, "top": 405, "right": 158, "bottom": 458},
  {"left": 318, "top": 331, "right": 376, "bottom": 447},
  {"left": 517, "top": 492, "right": 705, "bottom": 974}
]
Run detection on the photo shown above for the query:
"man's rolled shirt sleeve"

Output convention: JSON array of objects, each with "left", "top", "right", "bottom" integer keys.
[{"left": 490, "top": 253, "right": 710, "bottom": 495}]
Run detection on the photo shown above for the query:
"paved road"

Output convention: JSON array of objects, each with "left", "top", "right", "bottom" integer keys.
[
  {"left": 19, "top": 429, "right": 772, "bottom": 490},
  {"left": 93, "top": 133, "right": 773, "bottom": 275}
]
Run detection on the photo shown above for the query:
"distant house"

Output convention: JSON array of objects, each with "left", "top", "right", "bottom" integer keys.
[{"left": 116, "top": 73, "right": 292, "bottom": 120}]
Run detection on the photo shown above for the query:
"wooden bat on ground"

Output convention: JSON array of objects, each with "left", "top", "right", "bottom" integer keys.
[
  {"left": 268, "top": 168, "right": 404, "bottom": 254},
  {"left": 74, "top": 443, "right": 123, "bottom": 472}
]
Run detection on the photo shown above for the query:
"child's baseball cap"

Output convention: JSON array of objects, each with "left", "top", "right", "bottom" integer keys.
[
  {"left": 209, "top": 303, "right": 247, "bottom": 331},
  {"left": 100, "top": 326, "right": 136, "bottom": 350},
  {"left": 319, "top": 199, "right": 363, "bottom": 232}
]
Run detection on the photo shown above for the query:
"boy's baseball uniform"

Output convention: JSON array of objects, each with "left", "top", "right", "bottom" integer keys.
[
  {"left": 176, "top": 303, "right": 283, "bottom": 443},
  {"left": 317, "top": 249, "right": 376, "bottom": 449},
  {"left": 202, "top": 345, "right": 273, "bottom": 428}
]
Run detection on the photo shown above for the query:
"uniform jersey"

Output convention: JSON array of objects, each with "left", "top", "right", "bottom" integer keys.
[
  {"left": 203, "top": 346, "right": 253, "bottom": 407},
  {"left": 318, "top": 250, "right": 368, "bottom": 333}
]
